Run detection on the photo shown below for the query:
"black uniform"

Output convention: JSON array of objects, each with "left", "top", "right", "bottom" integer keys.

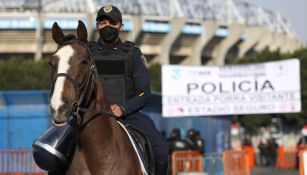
[
  {"left": 91, "top": 39, "right": 169, "bottom": 165},
  {"left": 186, "top": 129, "right": 205, "bottom": 154},
  {"left": 168, "top": 128, "right": 190, "bottom": 154}
]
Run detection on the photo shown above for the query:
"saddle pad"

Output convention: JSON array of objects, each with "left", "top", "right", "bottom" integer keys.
[{"left": 117, "top": 121, "right": 149, "bottom": 175}]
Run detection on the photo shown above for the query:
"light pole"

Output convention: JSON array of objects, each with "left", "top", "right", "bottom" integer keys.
[{"left": 34, "top": 0, "right": 43, "bottom": 61}]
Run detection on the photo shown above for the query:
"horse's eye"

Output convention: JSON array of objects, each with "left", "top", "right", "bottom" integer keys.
[
  {"left": 81, "top": 60, "right": 89, "bottom": 65},
  {"left": 49, "top": 58, "right": 57, "bottom": 67},
  {"left": 49, "top": 62, "right": 57, "bottom": 68}
]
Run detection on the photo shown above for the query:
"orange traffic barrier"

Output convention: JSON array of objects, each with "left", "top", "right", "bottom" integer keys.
[
  {"left": 242, "top": 146, "right": 255, "bottom": 168},
  {"left": 277, "top": 146, "right": 297, "bottom": 169},
  {"left": 298, "top": 145, "right": 307, "bottom": 156},
  {"left": 0, "top": 150, "right": 46, "bottom": 174},
  {"left": 171, "top": 150, "right": 203, "bottom": 175},
  {"left": 223, "top": 150, "right": 250, "bottom": 175},
  {"left": 299, "top": 149, "right": 306, "bottom": 175}
]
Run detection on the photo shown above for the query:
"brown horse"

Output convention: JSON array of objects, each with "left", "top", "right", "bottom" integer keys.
[{"left": 49, "top": 20, "right": 142, "bottom": 175}]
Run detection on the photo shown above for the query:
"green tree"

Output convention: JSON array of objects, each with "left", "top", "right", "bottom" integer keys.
[
  {"left": 0, "top": 58, "right": 50, "bottom": 90},
  {"left": 149, "top": 63, "right": 162, "bottom": 92}
]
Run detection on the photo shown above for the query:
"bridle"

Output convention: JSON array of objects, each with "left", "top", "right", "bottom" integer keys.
[
  {"left": 50, "top": 39, "right": 117, "bottom": 131},
  {"left": 50, "top": 40, "right": 96, "bottom": 115}
]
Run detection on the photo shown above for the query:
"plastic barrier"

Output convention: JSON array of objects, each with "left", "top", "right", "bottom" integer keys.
[
  {"left": 242, "top": 146, "right": 255, "bottom": 168},
  {"left": 0, "top": 150, "right": 46, "bottom": 174},
  {"left": 299, "top": 149, "right": 307, "bottom": 175},
  {"left": 171, "top": 151, "right": 203, "bottom": 175},
  {"left": 223, "top": 150, "right": 250, "bottom": 175},
  {"left": 277, "top": 146, "right": 297, "bottom": 169},
  {"left": 298, "top": 145, "right": 307, "bottom": 156}
]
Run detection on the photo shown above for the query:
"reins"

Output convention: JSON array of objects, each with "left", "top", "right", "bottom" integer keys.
[{"left": 74, "top": 107, "right": 118, "bottom": 133}]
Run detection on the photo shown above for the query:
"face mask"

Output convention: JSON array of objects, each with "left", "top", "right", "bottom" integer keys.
[{"left": 99, "top": 26, "right": 119, "bottom": 44}]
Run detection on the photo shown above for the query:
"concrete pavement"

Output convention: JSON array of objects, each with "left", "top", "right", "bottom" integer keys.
[{"left": 251, "top": 166, "right": 298, "bottom": 175}]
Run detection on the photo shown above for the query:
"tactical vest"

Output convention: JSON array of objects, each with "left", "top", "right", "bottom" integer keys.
[{"left": 91, "top": 41, "right": 135, "bottom": 105}]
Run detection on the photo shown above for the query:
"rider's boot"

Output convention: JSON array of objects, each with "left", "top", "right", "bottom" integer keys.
[{"left": 154, "top": 162, "right": 169, "bottom": 175}]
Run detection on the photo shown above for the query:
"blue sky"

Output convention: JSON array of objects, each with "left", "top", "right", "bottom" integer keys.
[{"left": 243, "top": 0, "right": 307, "bottom": 44}]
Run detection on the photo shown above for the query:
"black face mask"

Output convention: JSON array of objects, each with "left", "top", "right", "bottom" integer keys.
[{"left": 99, "top": 26, "right": 119, "bottom": 44}]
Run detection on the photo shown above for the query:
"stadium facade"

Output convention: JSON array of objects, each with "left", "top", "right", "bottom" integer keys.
[{"left": 0, "top": 0, "right": 304, "bottom": 65}]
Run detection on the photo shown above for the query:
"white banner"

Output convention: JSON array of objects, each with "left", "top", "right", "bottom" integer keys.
[{"left": 162, "top": 59, "right": 301, "bottom": 117}]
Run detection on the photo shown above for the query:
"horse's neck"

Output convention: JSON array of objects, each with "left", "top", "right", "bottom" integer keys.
[
  {"left": 79, "top": 99, "right": 115, "bottom": 145},
  {"left": 76, "top": 84, "right": 120, "bottom": 151},
  {"left": 69, "top": 100, "right": 141, "bottom": 174},
  {"left": 71, "top": 101, "right": 117, "bottom": 173},
  {"left": 68, "top": 79, "right": 127, "bottom": 174}
]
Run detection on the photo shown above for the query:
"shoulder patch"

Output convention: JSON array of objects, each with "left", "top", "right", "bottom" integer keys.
[
  {"left": 124, "top": 41, "right": 135, "bottom": 47},
  {"left": 141, "top": 55, "right": 149, "bottom": 69}
]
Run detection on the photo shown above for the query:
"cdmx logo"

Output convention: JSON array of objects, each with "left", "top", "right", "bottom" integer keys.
[{"left": 171, "top": 69, "right": 181, "bottom": 80}]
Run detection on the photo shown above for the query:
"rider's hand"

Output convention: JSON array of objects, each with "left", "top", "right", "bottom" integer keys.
[{"left": 110, "top": 104, "right": 124, "bottom": 117}]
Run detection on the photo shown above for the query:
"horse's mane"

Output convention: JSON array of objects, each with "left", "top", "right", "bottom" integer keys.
[{"left": 60, "top": 34, "right": 78, "bottom": 44}]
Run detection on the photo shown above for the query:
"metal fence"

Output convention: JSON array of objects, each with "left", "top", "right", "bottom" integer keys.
[
  {"left": 0, "top": 150, "right": 45, "bottom": 174},
  {"left": 1, "top": 149, "right": 250, "bottom": 175},
  {"left": 203, "top": 153, "right": 223, "bottom": 175},
  {"left": 171, "top": 151, "right": 224, "bottom": 175}
]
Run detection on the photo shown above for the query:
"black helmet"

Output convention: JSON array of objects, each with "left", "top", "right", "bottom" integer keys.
[
  {"left": 171, "top": 128, "right": 181, "bottom": 139},
  {"left": 187, "top": 129, "right": 197, "bottom": 139},
  {"left": 32, "top": 121, "right": 76, "bottom": 171}
]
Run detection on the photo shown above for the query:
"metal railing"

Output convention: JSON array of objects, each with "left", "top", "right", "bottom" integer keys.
[
  {"left": 171, "top": 151, "right": 224, "bottom": 175},
  {"left": 0, "top": 150, "right": 45, "bottom": 174},
  {"left": 1, "top": 149, "right": 250, "bottom": 175}
]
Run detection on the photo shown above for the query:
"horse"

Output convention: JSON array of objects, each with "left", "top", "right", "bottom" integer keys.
[{"left": 48, "top": 20, "right": 142, "bottom": 175}]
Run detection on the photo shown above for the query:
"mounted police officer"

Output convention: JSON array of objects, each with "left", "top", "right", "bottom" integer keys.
[{"left": 91, "top": 5, "right": 169, "bottom": 175}]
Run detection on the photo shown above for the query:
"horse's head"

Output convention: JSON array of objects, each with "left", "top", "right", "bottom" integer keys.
[{"left": 49, "top": 20, "right": 95, "bottom": 125}]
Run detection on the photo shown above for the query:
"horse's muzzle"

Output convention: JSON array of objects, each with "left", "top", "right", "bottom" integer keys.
[
  {"left": 53, "top": 114, "right": 69, "bottom": 125},
  {"left": 51, "top": 103, "right": 73, "bottom": 124}
]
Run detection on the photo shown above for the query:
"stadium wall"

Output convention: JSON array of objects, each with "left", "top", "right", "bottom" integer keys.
[{"left": 0, "top": 12, "right": 303, "bottom": 66}]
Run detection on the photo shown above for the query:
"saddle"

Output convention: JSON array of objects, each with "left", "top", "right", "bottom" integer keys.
[{"left": 118, "top": 120, "right": 155, "bottom": 175}]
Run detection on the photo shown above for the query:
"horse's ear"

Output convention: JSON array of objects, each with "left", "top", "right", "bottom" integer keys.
[
  {"left": 52, "top": 22, "right": 65, "bottom": 44},
  {"left": 77, "top": 20, "right": 88, "bottom": 43}
]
